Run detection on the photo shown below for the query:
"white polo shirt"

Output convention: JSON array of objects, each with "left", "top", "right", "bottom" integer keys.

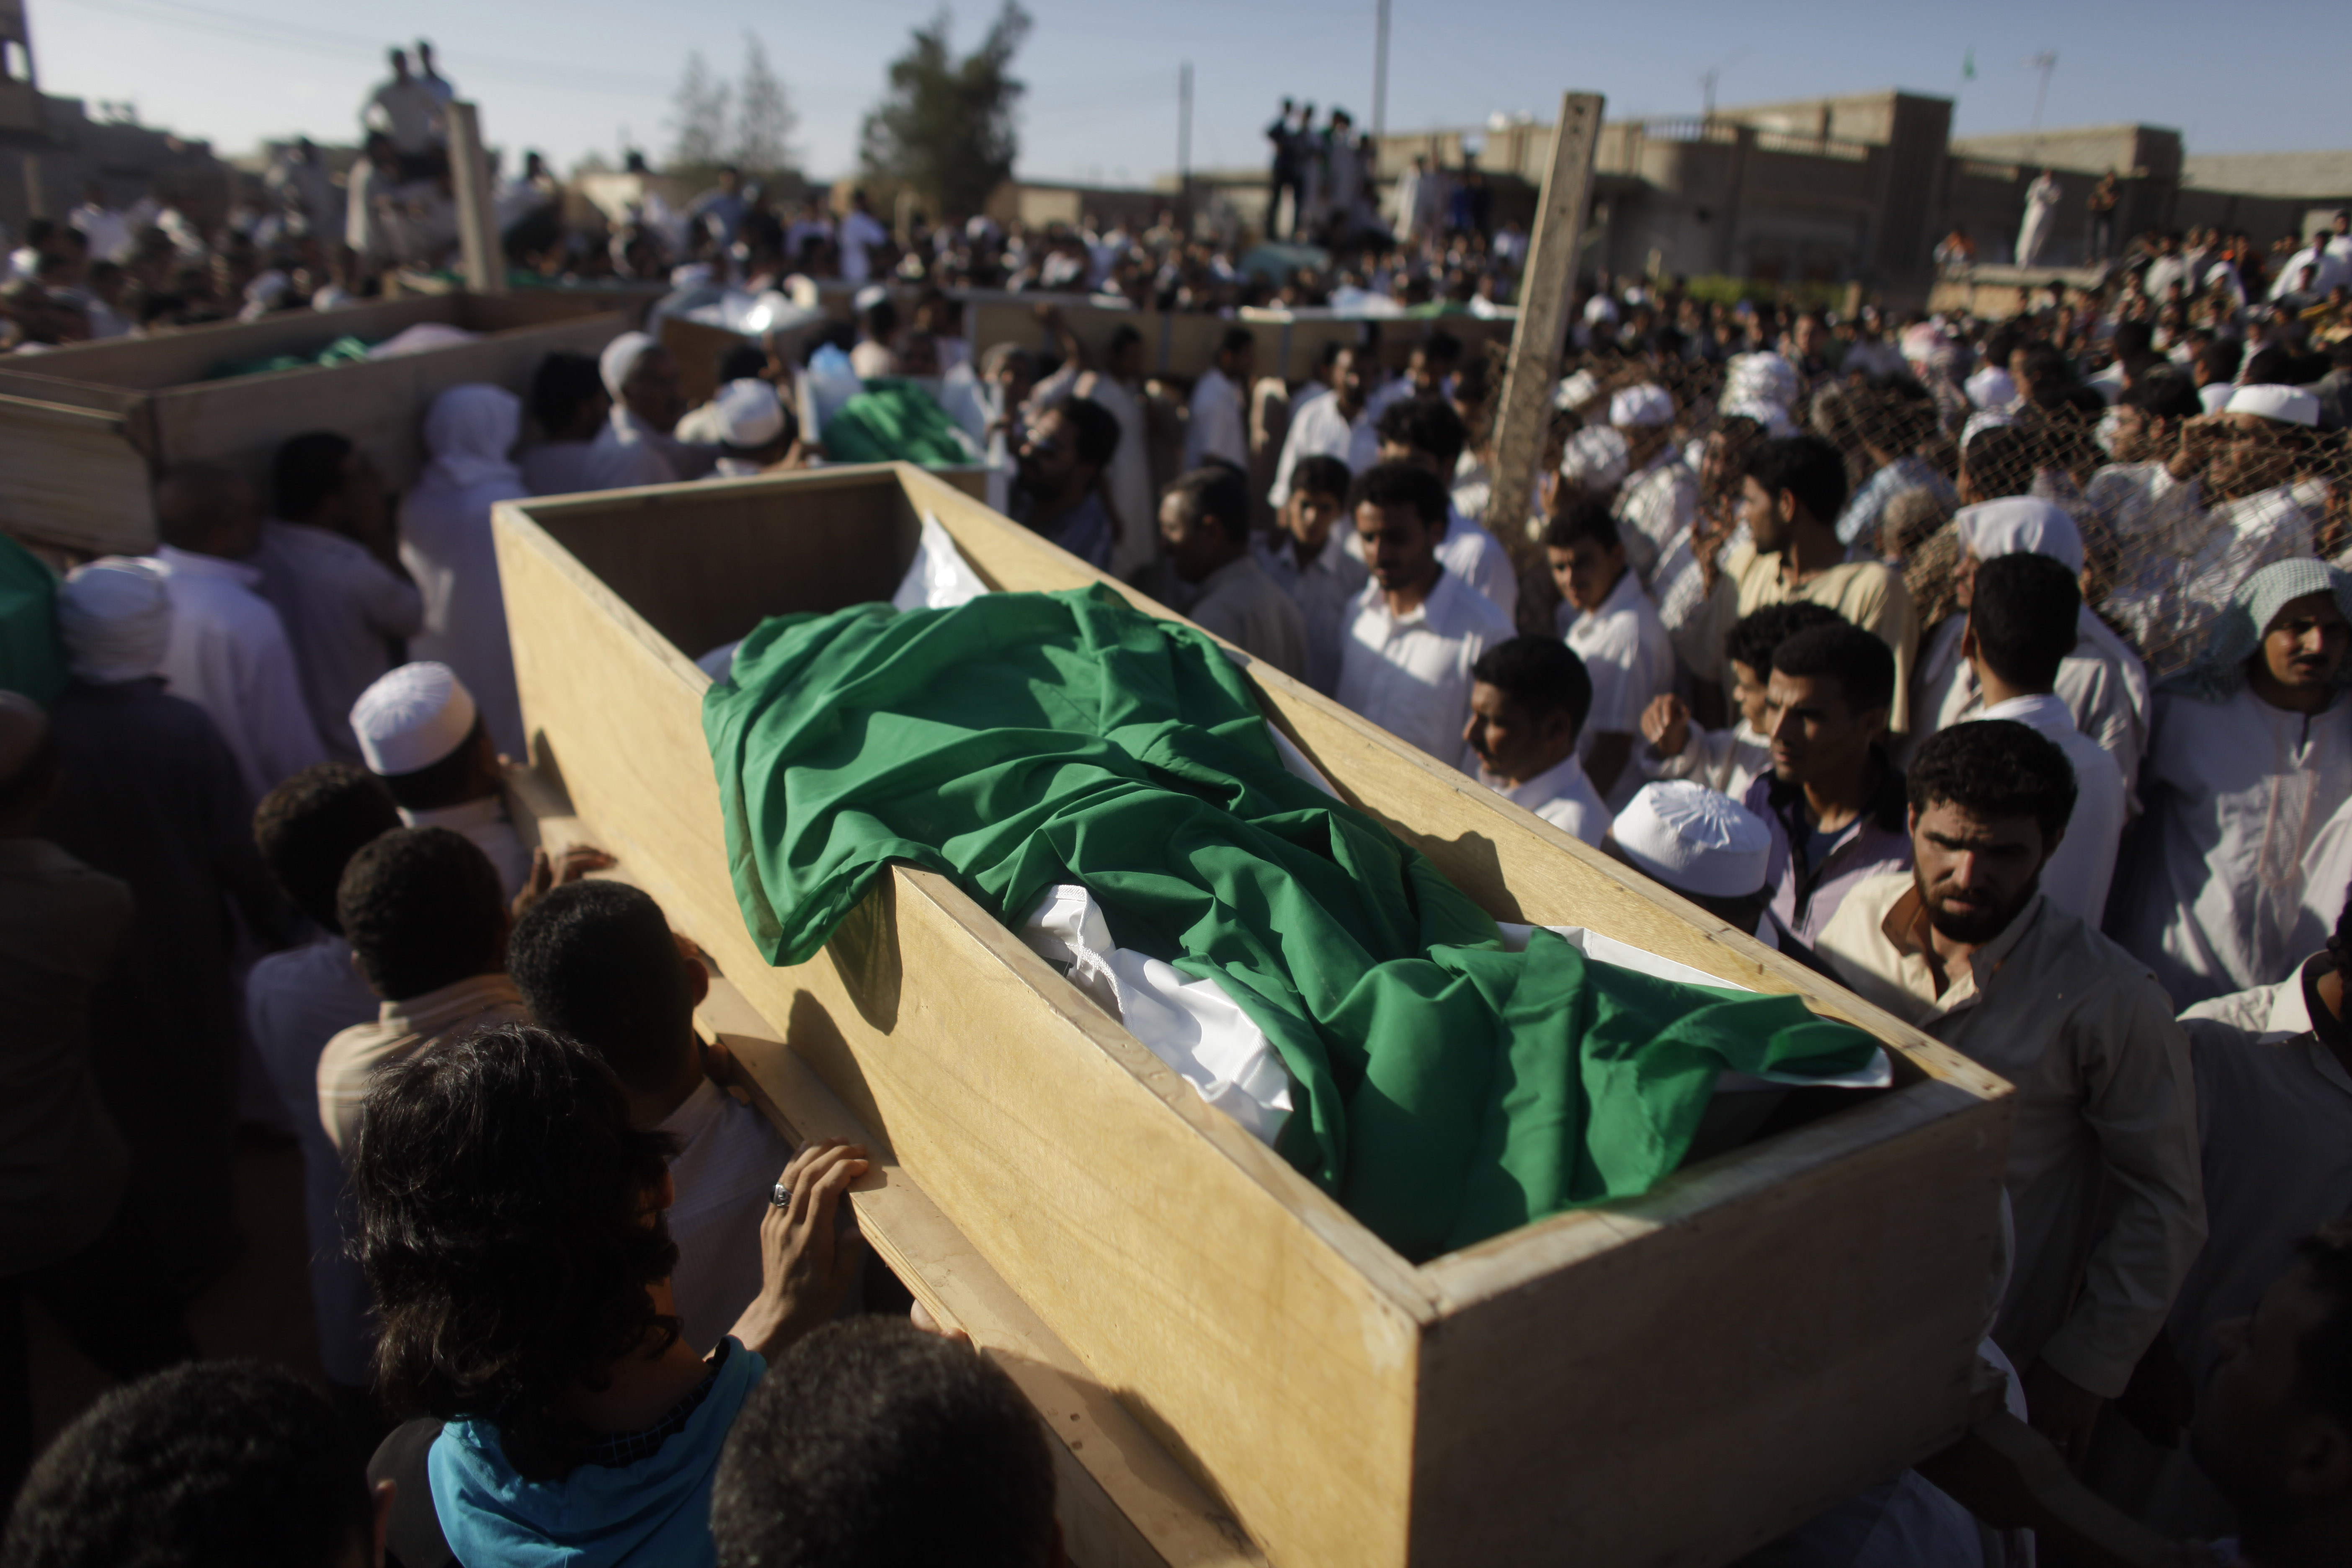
[
  {"left": 1336, "top": 568, "right": 1515, "bottom": 768},
  {"left": 1564, "top": 567, "right": 1675, "bottom": 771},
  {"left": 1481, "top": 751, "right": 1609, "bottom": 845}
]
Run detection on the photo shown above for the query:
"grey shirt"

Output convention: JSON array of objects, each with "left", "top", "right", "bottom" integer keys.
[
  {"left": 1185, "top": 551, "right": 1310, "bottom": 682},
  {"left": 252, "top": 519, "right": 424, "bottom": 762}
]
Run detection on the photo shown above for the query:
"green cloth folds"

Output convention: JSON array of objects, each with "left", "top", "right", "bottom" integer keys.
[
  {"left": 819, "top": 379, "right": 977, "bottom": 467},
  {"left": 0, "top": 534, "right": 66, "bottom": 705},
  {"left": 206, "top": 335, "right": 374, "bottom": 382},
  {"left": 704, "top": 587, "right": 1878, "bottom": 1258}
]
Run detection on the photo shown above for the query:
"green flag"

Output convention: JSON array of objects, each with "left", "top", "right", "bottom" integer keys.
[
  {"left": 1962, "top": 48, "right": 1977, "bottom": 82},
  {"left": 703, "top": 586, "right": 1881, "bottom": 1259}
]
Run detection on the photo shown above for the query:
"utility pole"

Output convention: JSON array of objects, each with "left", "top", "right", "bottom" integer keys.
[
  {"left": 2027, "top": 52, "right": 2056, "bottom": 129},
  {"left": 1372, "top": 0, "right": 1390, "bottom": 137},
  {"left": 1177, "top": 61, "right": 1194, "bottom": 231}
]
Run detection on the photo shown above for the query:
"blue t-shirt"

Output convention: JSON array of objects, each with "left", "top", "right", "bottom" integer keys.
[{"left": 427, "top": 1338, "right": 766, "bottom": 1568}]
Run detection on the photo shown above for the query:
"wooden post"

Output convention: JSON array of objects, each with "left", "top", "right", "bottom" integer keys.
[
  {"left": 446, "top": 101, "right": 506, "bottom": 295},
  {"left": 1482, "top": 91, "right": 1602, "bottom": 557}
]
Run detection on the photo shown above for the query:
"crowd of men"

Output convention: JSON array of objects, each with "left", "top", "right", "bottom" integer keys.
[{"left": 6, "top": 51, "right": 2352, "bottom": 1567}]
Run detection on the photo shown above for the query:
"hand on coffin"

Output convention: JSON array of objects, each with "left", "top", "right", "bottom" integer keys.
[
  {"left": 730, "top": 1138, "right": 870, "bottom": 1359},
  {"left": 510, "top": 842, "right": 617, "bottom": 922},
  {"left": 2022, "top": 1358, "right": 2107, "bottom": 1472}
]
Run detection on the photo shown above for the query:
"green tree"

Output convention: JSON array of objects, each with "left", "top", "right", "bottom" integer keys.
[
  {"left": 858, "top": 2, "right": 1031, "bottom": 218},
  {"left": 732, "top": 31, "right": 795, "bottom": 175},
  {"left": 667, "top": 50, "right": 731, "bottom": 170}
]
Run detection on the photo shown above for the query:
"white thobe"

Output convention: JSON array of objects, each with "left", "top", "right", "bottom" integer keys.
[
  {"left": 2112, "top": 687, "right": 2352, "bottom": 1007},
  {"left": 398, "top": 474, "right": 527, "bottom": 761},
  {"left": 1266, "top": 393, "right": 1377, "bottom": 507},
  {"left": 401, "top": 796, "right": 532, "bottom": 901},
  {"left": 1912, "top": 611, "right": 2148, "bottom": 804},
  {"left": 1564, "top": 569, "right": 1675, "bottom": 806},
  {"left": 1436, "top": 508, "right": 1517, "bottom": 623},
  {"left": 1980, "top": 693, "right": 2127, "bottom": 925},
  {"left": 152, "top": 545, "right": 329, "bottom": 806},
  {"left": 836, "top": 210, "right": 889, "bottom": 285},
  {"left": 660, "top": 1077, "right": 795, "bottom": 1354},
  {"left": 1612, "top": 449, "right": 1700, "bottom": 591},
  {"left": 1183, "top": 366, "right": 1248, "bottom": 471},
  {"left": 587, "top": 405, "right": 681, "bottom": 493},
  {"left": 2289, "top": 792, "right": 2352, "bottom": 958},
  {"left": 2089, "top": 464, "right": 2316, "bottom": 678},
  {"left": 1254, "top": 534, "right": 1368, "bottom": 696},
  {"left": 520, "top": 440, "right": 603, "bottom": 498},
  {"left": 1086, "top": 374, "right": 1155, "bottom": 580},
  {"left": 1480, "top": 751, "right": 1609, "bottom": 845},
  {"left": 2015, "top": 176, "right": 2061, "bottom": 266},
  {"left": 251, "top": 520, "right": 424, "bottom": 763},
  {"left": 1336, "top": 570, "right": 1514, "bottom": 768},
  {"left": 1645, "top": 720, "right": 1772, "bottom": 800}
]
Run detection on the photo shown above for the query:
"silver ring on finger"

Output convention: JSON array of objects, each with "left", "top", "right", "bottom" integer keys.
[{"left": 769, "top": 1182, "right": 792, "bottom": 1208}]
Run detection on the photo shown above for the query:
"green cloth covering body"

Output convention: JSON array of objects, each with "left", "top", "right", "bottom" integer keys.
[
  {"left": 820, "top": 379, "right": 976, "bottom": 467},
  {"left": 207, "top": 335, "right": 374, "bottom": 381},
  {"left": 0, "top": 534, "right": 66, "bottom": 704},
  {"left": 704, "top": 588, "right": 1877, "bottom": 1258}
]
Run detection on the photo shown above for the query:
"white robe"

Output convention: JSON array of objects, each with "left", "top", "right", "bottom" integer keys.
[
  {"left": 2111, "top": 687, "right": 2352, "bottom": 1007},
  {"left": 400, "top": 387, "right": 530, "bottom": 759},
  {"left": 152, "top": 545, "right": 329, "bottom": 806},
  {"left": 2016, "top": 175, "right": 2061, "bottom": 266}
]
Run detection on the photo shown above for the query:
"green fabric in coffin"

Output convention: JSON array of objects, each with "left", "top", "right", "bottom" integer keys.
[{"left": 703, "top": 585, "right": 1878, "bottom": 1259}]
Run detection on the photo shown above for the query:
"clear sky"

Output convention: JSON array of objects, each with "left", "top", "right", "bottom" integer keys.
[{"left": 23, "top": 0, "right": 2351, "bottom": 184}]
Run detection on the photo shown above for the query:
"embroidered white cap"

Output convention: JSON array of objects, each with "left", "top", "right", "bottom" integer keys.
[
  {"left": 351, "top": 662, "right": 478, "bottom": 778},
  {"left": 2224, "top": 383, "right": 2321, "bottom": 428},
  {"left": 1610, "top": 780, "right": 1773, "bottom": 900},
  {"left": 1558, "top": 424, "right": 1630, "bottom": 490},
  {"left": 1609, "top": 383, "right": 1675, "bottom": 429}
]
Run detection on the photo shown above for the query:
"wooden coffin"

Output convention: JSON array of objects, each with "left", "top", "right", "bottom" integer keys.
[
  {"left": 961, "top": 292, "right": 1518, "bottom": 383},
  {"left": 492, "top": 463, "right": 2014, "bottom": 1568},
  {"left": 0, "top": 292, "right": 626, "bottom": 557}
]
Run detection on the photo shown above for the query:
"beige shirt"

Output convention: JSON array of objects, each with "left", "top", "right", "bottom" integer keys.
[
  {"left": 1725, "top": 542, "right": 1921, "bottom": 733},
  {"left": 317, "top": 972, "right": 526, "bottom": 1157},
  {"left": 1817, "top": 874, "right": 2205, "bottom": 1397}
]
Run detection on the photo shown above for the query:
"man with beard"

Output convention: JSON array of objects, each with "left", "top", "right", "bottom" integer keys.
[
  {"left": 1011, "top": 397, "right": 1121, "bottom": 572},
  {"left": 2091, "top": 384, "right": 2323, "bottom": 679},
  {"left": 1817, "top": 720, "right": 2204, "bottom": 1473}
]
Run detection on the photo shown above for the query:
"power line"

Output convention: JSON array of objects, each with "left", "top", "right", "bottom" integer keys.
[{"left": 52, "top": 0, "right": 670, "bottom": 96}]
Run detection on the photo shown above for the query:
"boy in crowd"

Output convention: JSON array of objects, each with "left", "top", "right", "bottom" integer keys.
[
  {"left": 1641, "top": 602, "right": 1845, "bottom": 800},
  {"left": 1546, "top": 499, "right": 1673, "bottom": 806},
  {"left": 1254, "top": 453, "right": 1364, "bottom": 696},
  {"left": 1462, "top": 637, "right": 1608, "bottom": 845},
  {"left": 1742, "top": 621, "right": 1911, "bottom": 947}
]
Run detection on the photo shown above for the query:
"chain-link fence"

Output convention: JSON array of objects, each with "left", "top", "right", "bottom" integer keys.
[{"left": 1439, "top": 332, "right": 2352, "bottom": 684}]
